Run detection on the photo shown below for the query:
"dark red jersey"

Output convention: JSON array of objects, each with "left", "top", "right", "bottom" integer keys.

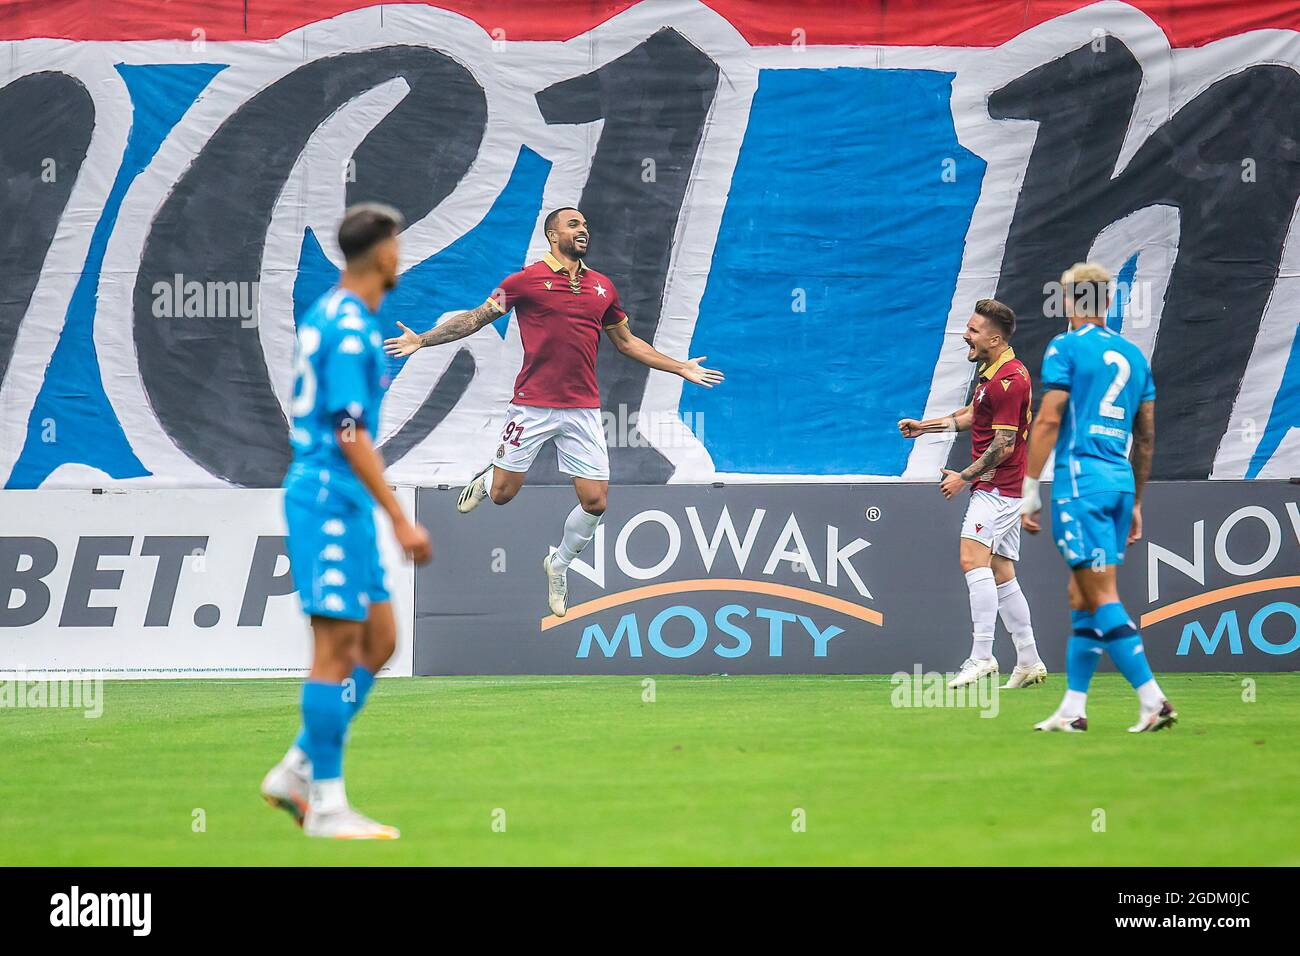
[
  {"left": 969, "top": 348, "right": 1032, "bottom": 496},
  {"left": 488, "top": 253, "right": 628, "bottom": 409}
]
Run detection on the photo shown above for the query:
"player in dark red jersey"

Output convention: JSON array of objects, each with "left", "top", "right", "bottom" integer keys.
[
  {"left": 898, "top": 299, "right": 1047, "bottom": 690},
  {"left": 385, "top": 207, "right": 723, "bottom": 616}
]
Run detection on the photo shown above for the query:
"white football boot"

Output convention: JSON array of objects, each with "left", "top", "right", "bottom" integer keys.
[
  {"left": 1034, "top": 711, "right": 1088, "bottom": 732},
  {"left": 260, "top": 761, "right": 310, "bottom": 825},
  {"left": 543, "top": 553, "right": 568, "bottom": 617},
  {"left": 304, "top": 806, "right": 400, "bottom": 840},
  {"left": 456, "top": 463, "right": 493, "bottom": 513},
  {"left": 1001, "top": 661, "right": 1049, "bottom": 689},
  {"left": 947, "top": 657, "right": 999, "bottom": 689},
  {"left": 1128, "top": 699, "right": 1178, "bottom": 733}
]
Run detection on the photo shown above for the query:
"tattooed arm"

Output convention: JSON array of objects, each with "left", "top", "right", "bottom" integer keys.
[
  {"left": 962, "top": 429, "right": 1018, "bottom": 482},
  {"left": 940, "top": 429, "right": 1017, "bottom": 499},
  {"left": 1131, "top": 400, "right": 1155, "bottom": 501},
  {"left": 383, "top": 300, "right": 501, "bottom": 357},
  {"left": 899, "top": 404, "right": 972, "bottom": 438},
  {"left": 1128, "top": 399, "right": 1156, "bottom": 542}
]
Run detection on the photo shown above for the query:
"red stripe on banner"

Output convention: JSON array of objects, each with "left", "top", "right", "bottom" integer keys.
[{"left": 1, "top": 0, "right": 1298, "bottom": 46}]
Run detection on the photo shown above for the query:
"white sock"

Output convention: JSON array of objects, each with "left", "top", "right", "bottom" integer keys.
[
  {"left": 1136, "top": 678, "right": 1165, "bottom": 711},
  {"left": 310, "top": 778, "right": 347, "bottom": 814},
  {"left": 552, "top": 504, "right": 602, "bottom": 571},
  {"left": 284, "top": 744, "right": 311, "bottom": 776},
  {"left": 965, "top": 567, "right": 997, "bottom": 660},
  {"left": 1061, "top": 689, "right": 1088, "bottom": 718},
  {"left": 996, "top": 579, "right": 1042, "bottom": 668}
]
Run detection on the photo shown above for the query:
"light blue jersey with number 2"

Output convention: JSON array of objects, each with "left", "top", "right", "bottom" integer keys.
[{"left": 1039, "top": 323, "right": 1155, "bottom": 500}]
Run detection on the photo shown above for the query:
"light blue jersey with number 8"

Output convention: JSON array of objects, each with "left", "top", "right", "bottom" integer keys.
[
  {"left": 284, "top": 287, "right": 388, "bottom": 510},
  {"left": 1039, "top": 323, "right": 1155, "bottom": 500}
]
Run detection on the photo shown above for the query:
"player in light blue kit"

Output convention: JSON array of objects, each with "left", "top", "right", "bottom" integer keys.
[
  {"left": 1020, "top": 262, "right": 1176, "bottom": 733},
  {"left": 260, "top": 204, "right": 431, "bottom": 838}
]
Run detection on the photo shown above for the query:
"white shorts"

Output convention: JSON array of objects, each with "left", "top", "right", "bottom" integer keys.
[
  {"left": 961, "top": 489, "right": 1022, "bottom": 561},
  {"left": 493, "top": 403, "right": 609, "bottom": 480}
]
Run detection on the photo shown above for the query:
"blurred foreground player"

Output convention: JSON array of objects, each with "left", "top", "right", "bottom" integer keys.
[
  {"left": 385, "top": 207, "right": 722, "bottom": 617},
  {"left": 899, "top": 299, "right": 1046, "bottom": 690},
  {"left": 261, "top": 204, "right": 432, "bottom": 838},
  {"left": 1020, "top": 262, "right": 1175, "bottom": 733}
]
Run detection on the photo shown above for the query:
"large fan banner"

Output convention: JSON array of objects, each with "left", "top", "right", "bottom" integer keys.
[{"left": 2, "top": 0, "right": 1299, "bottom": 489}]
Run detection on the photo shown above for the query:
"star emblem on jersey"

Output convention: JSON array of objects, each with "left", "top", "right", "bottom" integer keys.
[{"left": 594, "top": 282, "right": 607, "bottom": 298}]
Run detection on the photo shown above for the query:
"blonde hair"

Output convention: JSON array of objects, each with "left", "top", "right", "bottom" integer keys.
[{"left": 1060, "top": 261, "right": 1112, "bottom": 318}]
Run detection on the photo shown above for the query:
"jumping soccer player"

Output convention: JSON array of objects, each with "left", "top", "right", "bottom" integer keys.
[
  {"left": 899, "top": 299, "right": 1046, "bottom": 690},
  {"left": 1020, "top": 262, "right": 1175, "bottom": 733},
  {"left": 261, "top": 204, "right": 432, "bottom": 838},
  {"left": 384, "top": 207, "right": 723, "bottom": 616}
]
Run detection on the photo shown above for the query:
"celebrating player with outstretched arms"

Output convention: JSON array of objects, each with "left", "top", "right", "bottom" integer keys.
[
  {"left": 385, "top": 207, "right": 723, "bottom": 617},
  {"left": 900, "top": 299, "right": 1046, "bottom": 691},
  {"left": 1019, "top": 262, "right": 1173, "bottom": 734}
]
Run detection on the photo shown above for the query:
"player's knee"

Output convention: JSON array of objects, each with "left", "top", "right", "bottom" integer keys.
[
  {"left": 362, "top": 623, "right": 397, "bottom": 671},
  {"left": 310, "top": 618, "right": 362, "bottom": 678},
  {"left": 489, "top": 484, "right": 516, "bottom": 505},
  {"left": 581, "top": 494, "right": 607, "bottom": 515},
  {"left": 363, "top": 634, "right": 396, "bottom": 671}
]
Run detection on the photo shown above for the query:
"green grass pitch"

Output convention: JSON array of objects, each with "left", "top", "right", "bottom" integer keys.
[{"left": 2, "top": 673, "right": 1297, "bottom": 865}]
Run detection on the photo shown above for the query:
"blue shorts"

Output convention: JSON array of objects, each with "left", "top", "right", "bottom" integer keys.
[
  {"left": 284, "top": 486, "right": 389, "bottom": 621},
  {"left": 1051, "top": 491, "right": 1134, "bottom": 570}
]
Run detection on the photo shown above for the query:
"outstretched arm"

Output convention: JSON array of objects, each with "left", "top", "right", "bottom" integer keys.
[
  {"left": 899, "top": 404, "right": 972, "bottom": 438},
  {"left": 604, "top": 321, "right": 724, "bottom": 387},
  {"left": 384, "top": 300, "right": 501, "bottom": 357}
]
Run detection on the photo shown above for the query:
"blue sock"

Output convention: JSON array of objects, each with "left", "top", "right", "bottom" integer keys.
[
  {"left": 1095, "top": 601, "right": 1155, "bottom": 688},
  {"left": 1066, "top": 634, "right": 1105, "bottom": 692},
  {"left": 292, "top": 665, "right": 376, "bottom": 755},
  {"left": 1071, "top": 609, "right": 1097, "bottom": 636},
  {"left": 347, "top": 665, "right": 376, "bottom": 718},
  {"left": 300, "top": 681, "right": 350, "bottom": 781},
  {"left": 1066, "top": 609, "right": 1103, "bottom": 692}
]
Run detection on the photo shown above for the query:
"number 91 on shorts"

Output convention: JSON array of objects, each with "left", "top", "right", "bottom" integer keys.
[{"left": 496, "top": 403, "right": 610, "bottom": 480}]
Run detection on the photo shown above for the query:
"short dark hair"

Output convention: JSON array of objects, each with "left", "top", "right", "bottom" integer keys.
[
  {"left": 974, "top": 298, "right": 1016, "bottom": 341},
  {"left": 544, "top": 207, "right": 580, "bottom": 236},
  {"left": 338, "top": 203, "right": 404, "bottom": 263}
]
